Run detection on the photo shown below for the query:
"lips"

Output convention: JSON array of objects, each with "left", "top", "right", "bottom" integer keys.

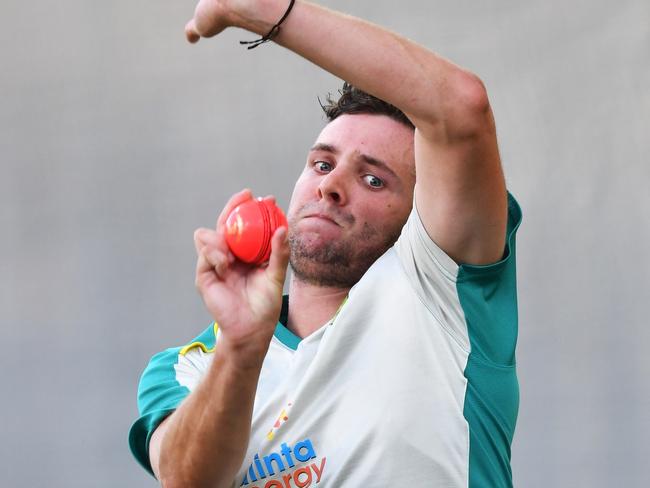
[
  {"left": 303, "top": 213, "right": 341, "bottom": 226},
  {"left": 295, "top": 202, "right": 354, "bottom": 227}
]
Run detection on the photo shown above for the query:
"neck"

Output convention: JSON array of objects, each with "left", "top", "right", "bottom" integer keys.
[{"left": 287, "top": 275, "right": 349, "bottom": 339}]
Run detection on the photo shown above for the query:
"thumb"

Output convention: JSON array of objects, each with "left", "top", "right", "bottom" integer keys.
[
  {"left": 185, "top": 19, "right": 201, "bottom": 43},
  {"left": 266, "top": 227, "right": 290, "bottom": 287}
]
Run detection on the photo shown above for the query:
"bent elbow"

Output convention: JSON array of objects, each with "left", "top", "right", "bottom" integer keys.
[
  {"left": 452, "top": 70, "right": 490, "bottom": 116},
  {"left": 416, "top": 70, "right": 492, "bottom": 141},
  {"left": 443, "top": 71, "right": 492, "bottom": 139}
]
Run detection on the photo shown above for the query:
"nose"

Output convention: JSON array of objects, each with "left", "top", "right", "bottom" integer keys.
[{"left": 317, "top": 169, "right": 347, "bottom": 205}]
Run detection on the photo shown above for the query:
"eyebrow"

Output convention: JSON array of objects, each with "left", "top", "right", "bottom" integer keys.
[{"left": 309, "top": 143, "right": 398, "bottom": 179}]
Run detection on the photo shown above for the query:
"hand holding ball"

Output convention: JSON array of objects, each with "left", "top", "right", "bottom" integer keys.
[{"left": 225, "top": 198, "right": 287, "bottom": 265}]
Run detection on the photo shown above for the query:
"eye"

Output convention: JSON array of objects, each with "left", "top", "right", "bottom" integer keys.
[
  {"left": 314, "top": 161, "right": 333, "bottom": 172},
  {"left": 363, "top": 174, "right": 384, "bottom": 189}
]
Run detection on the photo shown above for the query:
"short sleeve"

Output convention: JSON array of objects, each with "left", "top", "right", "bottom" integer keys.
[
  {"left": 128, "top": 323, "right": 218, "bottom": 476},
  {"left": 394, "top": 191, "right": 522, "bottom": 362},
  {"left": 456, "top": 193, "right": 522, "bottom": 365}
]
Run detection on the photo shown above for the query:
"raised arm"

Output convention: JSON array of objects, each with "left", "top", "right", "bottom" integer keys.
[
  {"left": 187, "top": 0, "right": 507, "bottom": 265},
  {"left": 150, "top": 190, "right": 290, "bottom": 488}
]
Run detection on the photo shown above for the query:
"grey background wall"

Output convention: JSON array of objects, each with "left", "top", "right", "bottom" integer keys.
[{"left": 1, "top": 0, "right": 648, "bottom": 486}]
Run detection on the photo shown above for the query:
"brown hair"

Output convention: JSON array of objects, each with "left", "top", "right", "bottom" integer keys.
[{"left": 320, "top": 82, "right": 414, "bottom": 129}]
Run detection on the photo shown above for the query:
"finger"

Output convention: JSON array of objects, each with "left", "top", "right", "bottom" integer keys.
[
  {"left": 185, "top": 20, "right": 200, "bottom": 43},
  {"left": 195, "top": 228, "right": 234, "bottom": 272},
  {"left": 194, "top": 228, "right": 214, "bottom": 255},
  {"left": 206, "top": 247, "right": 231, "bottom": 277},
  {"left": 196, "top": 226, "right": 235, "bottom": 263},
  {"left": 195, "top": 250, "right": 212, "bottom": 278},
  {"left": 194, "top": 228, "right": 228, "bottom": 259},
  {"left": 216, "top": 189, "right": 254, "bottom": 229},
  {"left": 266, "top": 227, "right": 290, "bottom": 286},
  {"left": 198, "top": 242, "right": 232, "bottom": 278}
]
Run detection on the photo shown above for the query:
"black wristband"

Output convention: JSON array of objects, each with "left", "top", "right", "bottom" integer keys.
[{"left": 239, "top": 0, "right": 296, "bottom": 49}]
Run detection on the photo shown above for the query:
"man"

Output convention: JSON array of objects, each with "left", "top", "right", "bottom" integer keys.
[{"left": 129, "top": 1, "right": 522, "bottom": 487}]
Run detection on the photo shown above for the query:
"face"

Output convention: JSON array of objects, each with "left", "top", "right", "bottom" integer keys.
[{"left": 287, "top": 113, "right": 416, "bottom": 288}]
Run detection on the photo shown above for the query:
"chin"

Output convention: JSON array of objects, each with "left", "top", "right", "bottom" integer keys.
[{"left": 289, "top": 259, "right": 362, "bottom": 288}]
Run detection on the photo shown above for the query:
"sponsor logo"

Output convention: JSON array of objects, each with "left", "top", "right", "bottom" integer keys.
[
  {"left": 267, "top": 403, "right": 292, "bottom": 441},
  {"left": 240, "top": 438, "right": 326, "bottom": 488}
]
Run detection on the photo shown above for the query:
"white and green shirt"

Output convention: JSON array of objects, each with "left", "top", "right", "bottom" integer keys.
[{"left": 129, "top": 193, "right": 522, "bottom": 487}]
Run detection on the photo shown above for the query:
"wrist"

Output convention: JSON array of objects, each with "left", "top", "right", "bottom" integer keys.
[
  {"left": 217, "top": 330, "right": 273, "bottom": 369},
  {"left": 230, "top": 0, "right": 294, "bottom": 36}
]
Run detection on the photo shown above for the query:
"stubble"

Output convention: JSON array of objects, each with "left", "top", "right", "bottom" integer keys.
[{"left": 288, "top": 219, "right": 401, "bottom": 288}]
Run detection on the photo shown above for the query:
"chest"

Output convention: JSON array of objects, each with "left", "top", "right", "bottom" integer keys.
[{"left": 237, "top": 267, "right": 470, "bottom": 487}]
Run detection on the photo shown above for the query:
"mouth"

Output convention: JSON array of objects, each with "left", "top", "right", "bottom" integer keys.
[{"left": 303, "top": 213, "right": 341, "bottom": 226}]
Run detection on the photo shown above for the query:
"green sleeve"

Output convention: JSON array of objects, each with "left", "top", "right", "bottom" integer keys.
[{"left": 128, "top": 323, "right": 218, "bottom": 477}]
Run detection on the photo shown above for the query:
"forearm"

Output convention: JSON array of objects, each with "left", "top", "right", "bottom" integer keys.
[
  {"left": 157, "top": 338, "right": 267, "bottom": 488},
  {"left": 234, "top": 0, "right": 487, "bottom": 130},
  {"left": 185, "top": 0, "right": 505, "bottom": 266}
]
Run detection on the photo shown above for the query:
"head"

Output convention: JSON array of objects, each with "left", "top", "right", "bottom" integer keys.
[{"left": 287, "top": 83, "right": 416, "bottom": 288}]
